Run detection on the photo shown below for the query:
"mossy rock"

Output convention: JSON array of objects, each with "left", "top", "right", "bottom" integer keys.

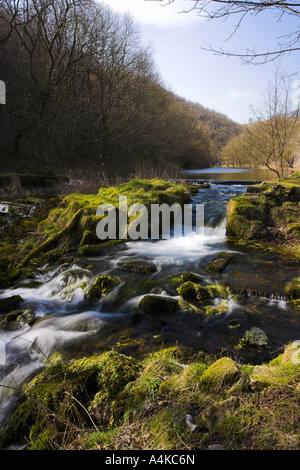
[
  {"left": 177, "top": 281, "right": 212, "bottom": 305},
  {"left": 239, "top": 327, "right": 268, "bottom": 349},
  {"left": 200, "top": 357, "right": 241, "bottom": 389},
  {"left": 205, "top": 252, "right": 233, "bottom": 273},
  {"left": 180, "top": 272, "right": 203, "bottom": 284},
  {"left": 86, "top": 275, "right": 119, "bottom": 300},
  {"left": 0, "top": 351, "right": 139, "bottom": 449},
  {"left": 285, "top": 278, "right": 300, "bottom": 300},
  {"left": 138, "top": 295, "right": 179, "bottom": 315},
  {"left": 119, "top": 259, "right": 157, "bottom": 274},
  {"left": 0, "top": 295, "right": 23, "bottom": 314}
]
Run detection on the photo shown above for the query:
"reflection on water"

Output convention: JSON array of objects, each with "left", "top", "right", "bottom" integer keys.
[{"left": 181, "top": 167, "right": 276, "bottom": 181}]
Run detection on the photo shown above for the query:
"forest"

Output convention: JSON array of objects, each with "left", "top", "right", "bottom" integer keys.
[{"left": 0, "top": 0, "right": 239, "bottom": 181}]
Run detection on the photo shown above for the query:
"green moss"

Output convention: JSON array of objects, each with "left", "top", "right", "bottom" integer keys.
[
  {"left": 205, "top": 252, "right": 233, "bottom": 273},
  {"left": 86, "top": 275, "right": 119, "bottom": 300},
  {"left": 200, "top": 357, "right": 241, "bottom": 389},
  {"left": 285, "top": 278, "right": 300, "bottom": 300}
]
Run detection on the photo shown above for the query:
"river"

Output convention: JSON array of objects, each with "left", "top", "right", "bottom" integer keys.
[{"left": 0, "top": 171, "right": 300, "bottom": 428}]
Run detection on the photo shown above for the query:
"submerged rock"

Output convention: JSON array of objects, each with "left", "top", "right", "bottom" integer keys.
[
  {"left": 119, "top": 259, "right": 157, "bottom": 274},
  {"left": 205, "top": 252, "right": 233, "bottom": 273}
]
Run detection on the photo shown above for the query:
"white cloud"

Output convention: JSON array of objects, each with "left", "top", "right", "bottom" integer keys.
[{"left": 101, "top": 0, "right": 202, "bottom": 28}]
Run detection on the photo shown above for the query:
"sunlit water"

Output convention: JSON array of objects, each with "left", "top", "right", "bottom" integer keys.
[{"left": 0, "top": 182, "right": 300, "bottom": 427}]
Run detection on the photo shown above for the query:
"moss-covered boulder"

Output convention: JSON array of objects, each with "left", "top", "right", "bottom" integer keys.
[
  {"left": 0, "top": 351, "right": 139, "bottom": 450},
  {"left": 86, "top": 275, "right": 119, "bottom": 300},
  {"left": 226, "top": 173, "right": 300, "bottom": 246},
  {"left": 0, "top": 295, "right": 23, "bottom": 314},
  {"left": 200, "top": 357, "right": 241, "bottom": 389},
  {"left": 18, "top": 179, "right": 191, "bottom": 268},
  {"left": 177, "top": 281, "right": 211, "bottom": 305},
  {"left": 285, "top": 278, "right": 300, "bottom": 300},
  {"left": 138, "top": 295, "right": 179, "bottom": 315}
]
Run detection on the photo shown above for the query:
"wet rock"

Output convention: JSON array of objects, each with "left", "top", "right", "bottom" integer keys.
[
  {"left": 181, "top": 272, "right": 203, "bottom": 284},
  {"left": 0, "top": 295, "right": 23, "bottom": 314},
  {"left": 205, "top": 252, "right": 233, "bottom": 273},
  {"left": 240, "top": 327, "right": 268, "bottom": 349},
  {"left": 139, "top": 295, "right": 179, "bottom": 315},
  {"left": 86, "top": 275, "right": 119, "bottom": 300},
  {"left": 119, "top": 259, "right": 157, "bottom": 274},
  {"left": 177, "top": 281, "right": 211, "bottom": 305}
]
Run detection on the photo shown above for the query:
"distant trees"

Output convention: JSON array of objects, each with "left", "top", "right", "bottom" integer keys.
[
  {"left": 221, "top": 72, "right": 300, "bottom": 177},
  {"left": 0, "top": 0, "right": 218, "bottom": 178}
]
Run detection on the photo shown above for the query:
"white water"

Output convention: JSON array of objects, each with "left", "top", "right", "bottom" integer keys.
[{"left": 123, "top": 218, "right": 229, "bottom": 266}]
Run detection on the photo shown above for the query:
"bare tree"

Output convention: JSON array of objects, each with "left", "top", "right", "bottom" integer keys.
[
  {"left": 221, "top": 69, "right": 300, "bottom": 177},
  {"left": 153, "top": 0, "right": 300, "bottom": 63}
]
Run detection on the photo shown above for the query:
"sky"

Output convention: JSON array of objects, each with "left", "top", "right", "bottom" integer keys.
[{"left": 101, "top": 0, "right": 300, "bottom": 124}]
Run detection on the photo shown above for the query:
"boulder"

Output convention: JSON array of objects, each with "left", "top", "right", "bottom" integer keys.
[
  {"left": 86, "top": 275, "right": 119, "bottom": 300},
  {"left": 200, "top": 357, "right": 241, "bottom": 389},
  {"left": 0, "top": 295, "right": 23, "bottom": 314},
  {"left": 119, "top": 259, "right": 157, "bottom": 274},
  {"left": 138, "top": 295, "right": 179, "bottom": 315},
  {"left": 240, "top": 327, "right": 268, "bottom": 349},
  {"left": 201, "top": 396, "right": 240, "bottom": 432}
]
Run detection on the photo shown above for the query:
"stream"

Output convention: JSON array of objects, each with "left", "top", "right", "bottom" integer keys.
[{"left": 0, "top": 179, "right": 300, "bottom": 428}]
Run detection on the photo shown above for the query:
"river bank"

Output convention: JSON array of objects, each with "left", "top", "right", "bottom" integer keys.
[{"left": 0, "top": 175, "right": 299, "bottom": 450}]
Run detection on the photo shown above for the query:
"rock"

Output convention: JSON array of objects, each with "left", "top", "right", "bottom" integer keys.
[
  {"left": 177, "top": 281, "right": 211, "bottom": 305},
  {"left": 119, "top": 259, "right": 157, "bottom": 274},
  {"left": 181, "top": 272, "right": 203, "bottom": 284},
  {"left": 201, "top": 396, "right": 240, "bottom": 432},
  {"left": 241, "top": 327, "right": 268, "bottom": 349},
  {"left": 0, "top": 295, "right": 23, "bottom": 314},
  {"left": 205, "top": 252, "right": 233, "bottom": 273},
  {"left": 18, "top": 309, "right": 37, "bottom": 326},
  {"left": 285, "top": 278, "right": 300, "bottom": 300},
  {"left": 138, "top": 295, "right": 179, "bottom": 315},
  {"left": 185, "top": 414, "right": 197, "bottom": 432},
  {"left": 86, "top": 275, "right": 119, "bottom": 300},
  {"left": 200, "top": 357, "right": 241, "bottom": 389}
]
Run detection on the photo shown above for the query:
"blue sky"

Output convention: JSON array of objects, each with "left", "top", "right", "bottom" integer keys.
[{"left": 101, "top": 0, "right": 300, "bottom": 124}]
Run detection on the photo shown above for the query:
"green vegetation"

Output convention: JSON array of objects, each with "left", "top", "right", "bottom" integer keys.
[
  {"left": 226, "top": 173, "right": 300, "bottom": 256},
  {"left": 1, "top": 343, "right": 299, "bottom": 450}
]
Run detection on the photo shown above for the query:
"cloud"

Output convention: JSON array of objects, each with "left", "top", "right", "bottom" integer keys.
[{"left": 101, "top": 0, "right": 202, "bottom": 28}]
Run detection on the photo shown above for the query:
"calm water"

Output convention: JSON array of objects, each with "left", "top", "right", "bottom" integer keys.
[{"left": 181, "top": 167, "right": 276, "bottom": 182}]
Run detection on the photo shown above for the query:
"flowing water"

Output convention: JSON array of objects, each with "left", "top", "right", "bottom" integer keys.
[{"left": 0, "top": 181, "right": 300, "bottom": 427}]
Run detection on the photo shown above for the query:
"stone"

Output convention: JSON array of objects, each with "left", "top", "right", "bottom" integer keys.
[
  {"left": 0, "top": 295, "right": 23, "bottom": 314},
  {"left": 241, "top": 327, "right": 268, "bottom": 349},
  {"left": 205, "top": 252, "right": 233, "bottom": 273},
  {"left": 138, "top": 295, "right": 179, "bottom": 315},
  {"left": 119, "top": 259, "right": 157, "bottom": 274},
  {"left": 201, "top": 396, "right": 240, "bottom": 432}
]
